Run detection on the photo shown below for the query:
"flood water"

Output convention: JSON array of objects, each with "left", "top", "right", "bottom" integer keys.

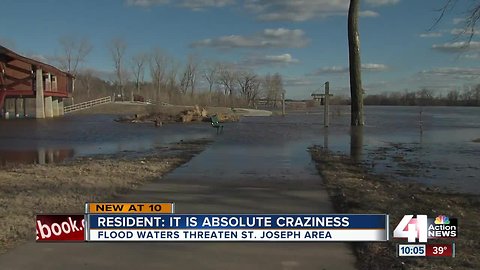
[
  {"left": 0, "top": 106, "right": 479, "bottom": 194},
  {"left": 0, "top": 114, "right": 214, "bottom": 164}
]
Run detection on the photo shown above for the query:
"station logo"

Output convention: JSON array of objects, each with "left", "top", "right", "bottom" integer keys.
[{"left": 393, "top": 215, "right": 457, "bottom": 243}]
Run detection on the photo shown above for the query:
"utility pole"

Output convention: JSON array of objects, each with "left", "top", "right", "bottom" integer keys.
[
  {"left": 324, "top": 82, "right": 330, "bottom": 127},
  {"left": 282, "top": 90, "right": 286, "bottom": 116}
]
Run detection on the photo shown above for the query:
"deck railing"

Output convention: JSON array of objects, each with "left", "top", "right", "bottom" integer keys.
[{"left": 64, "top": 96, "right": 112, "bottom": 113}]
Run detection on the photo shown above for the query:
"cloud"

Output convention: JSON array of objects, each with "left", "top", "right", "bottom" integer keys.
[
  {"left": 419, "top": 32, "right": 443, "bottom": 38},
  {"left": 244, "top": 0, "right": 350, "bottom": 21},
  {"left": 28, "top": 54, "right": 49, "bottom": 63},
  {"left": 419, "top": 67, "right": 480, "bottom": 80},
  {"left": 283, "top": 76, "right": 313, "bottom": 87},
  {"left": 0, "top": 37, "right": 16, "bottom": 49},
  {"left": 311, "top": 66, "right": 348, "bottom": 75},
  {"left": 359, "top": 10, "right": 380, "bottom": 17},
  {"left": 462, "top": 53, "right": 480, "bottom": 60},
  {"left": 126, "top": 0, "right": 234, "bottom": 10},
  {"left": 126, "top": 0, "right": 170, "bottom": 7},
  {"left": 365, "top": 0, "right": 400, "bottom": 6},
  {"left": 243, "top": 0, "right": 397, "bottom": 21},
  {"left": 453, "top": 18, "right": 465, "bottom": 25},
  {"left": 242, "top": 53, "right": 299, "bottom": 66},
  {"left": 180, "top": 0, "right": 235, "bottom": 10},
  {"left": 450, "top": 28, "right": 480, "bottom": 36},
  {"left": 127, "top": 0, "right": 388, "bottom": 20},
  {"left": 309, "top": 63, "right": 388, "bottom": 75},
  {"left": 77, "top": 67, "right": 115, "bottom": 82},
  {"left": 432, "top": 41, "right": 480, "bottom": 52},
  {"left": 362, "top": 63, "right": 388, "bottom": 71},
  {"left": 190, "top": 28, "right": 309, "bottom": 49}
]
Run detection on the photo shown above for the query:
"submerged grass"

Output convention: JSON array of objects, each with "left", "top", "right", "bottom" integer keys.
[
  {"left": 0, "top": 139, "right": 211, "bottom": 253},
  {"left": 309, "top": 146, "right": 479, "bottom": 270}
]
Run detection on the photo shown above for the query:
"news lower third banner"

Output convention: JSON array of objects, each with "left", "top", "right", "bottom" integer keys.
[
  {"left": 87, "top": 214, "right": 389, "bottom": 242},
  {"left": 36, "top": 203, "right": 389, "bottom": 242}
]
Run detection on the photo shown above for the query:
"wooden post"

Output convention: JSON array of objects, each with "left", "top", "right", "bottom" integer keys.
[
  {"left": 23, "top": 98, "right": 27, "bottom": 117},
  {"left": 14, "top": 98, "right": 18, "bottom": 117},
  {"left": 324, "top": 128, "right": 329, "bottom": 149},
  {"left": 282, "top": 92, "right": 286, "bottom": 116},
  {"left": 419, "top": 108, "right": 423, "bottom": 134},
  {"left": 1, "top": 98, "right": 5, "bottom": 119},
  {"left": 324, "top": 81, "right": 330, "bottom": 127}
]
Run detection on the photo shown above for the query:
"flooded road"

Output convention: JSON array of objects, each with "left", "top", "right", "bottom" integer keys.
[{"left": 0, "top": 106, "right": 479, "bottom": 193}]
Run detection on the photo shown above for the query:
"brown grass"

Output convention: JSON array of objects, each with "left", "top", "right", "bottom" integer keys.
[
  {"left": 72, "top": 102, "right": 244, "bottom": 117},
  {"left": 0, "top": 139, "right": 211, "bottom": 253},
  {"left": 309, "top": 146, "right": 479, "bottom": 270}
]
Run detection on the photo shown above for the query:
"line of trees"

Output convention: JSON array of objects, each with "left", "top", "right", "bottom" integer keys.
[
  {"left": 303, "top": 87, "right": 480, "bottom": 107},
  {"left": 363, "top": 87, "right": 480, "bottom": 106},
  {"left": 57, "top": 37, "right": 285, "bottom": 107}
]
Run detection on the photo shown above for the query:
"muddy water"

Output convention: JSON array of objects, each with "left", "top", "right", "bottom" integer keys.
[
  {"left": 177, "top": 106, "right": 479, "bottom": 194},
  {"left": 0, "top": 114, "right": 214, "bottom": 165},
  {"left": 0, "top": 106, "right": 479, "bottom": 194}
]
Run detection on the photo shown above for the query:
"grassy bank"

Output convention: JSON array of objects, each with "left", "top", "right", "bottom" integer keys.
[
  {"left": 71, "top": 102, "right": 261, "bottom": 118},
  {"left": 0, "top": 139, "right": 211, "bottom": 253},
  {"left": 309, "top": 146, "right": 479, "bottom": 270}
]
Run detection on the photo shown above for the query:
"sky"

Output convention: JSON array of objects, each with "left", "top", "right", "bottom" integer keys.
[{"left": 1, "top": 0, "right": 480, "bottom": 99}]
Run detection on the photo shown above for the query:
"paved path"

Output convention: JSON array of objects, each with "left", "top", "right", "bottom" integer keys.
[
  {"left": 0, "top": 116, "right": 357, "bottom": 270},
  {"left": 234, "top": 108, "right": 273, "bottom": 117}
]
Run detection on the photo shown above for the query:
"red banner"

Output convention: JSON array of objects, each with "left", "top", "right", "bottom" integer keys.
[
  {"left": 426, "top": 243, "right": 453, "bottom": 257},
  {"left": 36, "top": 214, "right": 85, "bottom": 241}
]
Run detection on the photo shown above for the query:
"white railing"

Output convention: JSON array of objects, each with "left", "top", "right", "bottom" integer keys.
[{"left": 64, "top": 96, "right": 112, "bottom": 113}]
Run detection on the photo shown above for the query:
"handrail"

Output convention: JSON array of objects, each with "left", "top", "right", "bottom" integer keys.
[{"left": 64, "top": 96, "right": 112, "bottom": 113}]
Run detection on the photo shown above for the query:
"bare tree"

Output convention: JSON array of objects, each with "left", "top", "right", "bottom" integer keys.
[
  {"left": 131, "top": 52, "right": 147, "bottom": 100},
  {"left": 56, "top": 36, "right": 92, "bottom": 104},
  {"left": 217, "top": 64, "right": 237, "bottom": 106},
  {"left": 272, "top": 73, "right": 283, "bottom": 108},
  {"left": 203, "top": 61, "right": 219, "bottom": 102},
  {"left": 348, "top": 0, "right": 364, "bottom": 126},
  {"left": 57, "top": 36, "right": 92, "bottom": 75},
  {"left": 446, "top": 89, "right": 460, "bottom": 105},
  {"left": 180, "top": 55, "right": 198, "bottom": 97},
  {"left": 474, "top": 84, "right": 480, "bottom": 106},
  {"left": 237, "top": 71, "right": 261, "bottom": 107},
  {"left": 434, "top": 1, "right": 480, "bottom": 42},
  {"left": 109, "top": 38, "right": 128, "bottom": 101},
  {"left": 78, "top": 68, "right": 94, "bottom": 99},
  {"left": 166, "top": 57, "right": 180, "bottom": 101},
  {"left": 417, "top": 88, "right": 434, "bottom": 106},
  {"left": 263, "top": 73, "right": 283, "bottom": 108},
  {"left": 150, "top": 48, "right": 167, "bottom": 102}
]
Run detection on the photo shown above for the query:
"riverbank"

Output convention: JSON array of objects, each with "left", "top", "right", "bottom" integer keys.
[
  {"left": 71, "top": 102, "right": 272, "bottom": 125},
  {"left": 309, "top": 146, "right": 479, "bottom": 270},
  {"left": 72, "top": 102, "right": 271, "bottom": 117},
  {"left": 0, "top": 139, "right": 211, "bottom": 253}
]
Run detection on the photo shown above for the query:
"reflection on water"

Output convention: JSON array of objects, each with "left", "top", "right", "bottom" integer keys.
[
  {"left": 0, "top": 106, "right": 479, "bottom": 194},
  {"left": 0, "top": 148, "right": 75, "bottom": 165},
  {"left": 323, "top": 127, "right": 329, "bottom": 149},
  {"left": 350, "top": 126, "right": 363, "bottom": 163},
  {"left": 0, "top": 114, "right": 214, "bottom": 164}
]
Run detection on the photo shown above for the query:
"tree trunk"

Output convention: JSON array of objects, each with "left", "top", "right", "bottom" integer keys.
[{"left": 348, "top": 0, "right": 364, "bottom": 126}]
